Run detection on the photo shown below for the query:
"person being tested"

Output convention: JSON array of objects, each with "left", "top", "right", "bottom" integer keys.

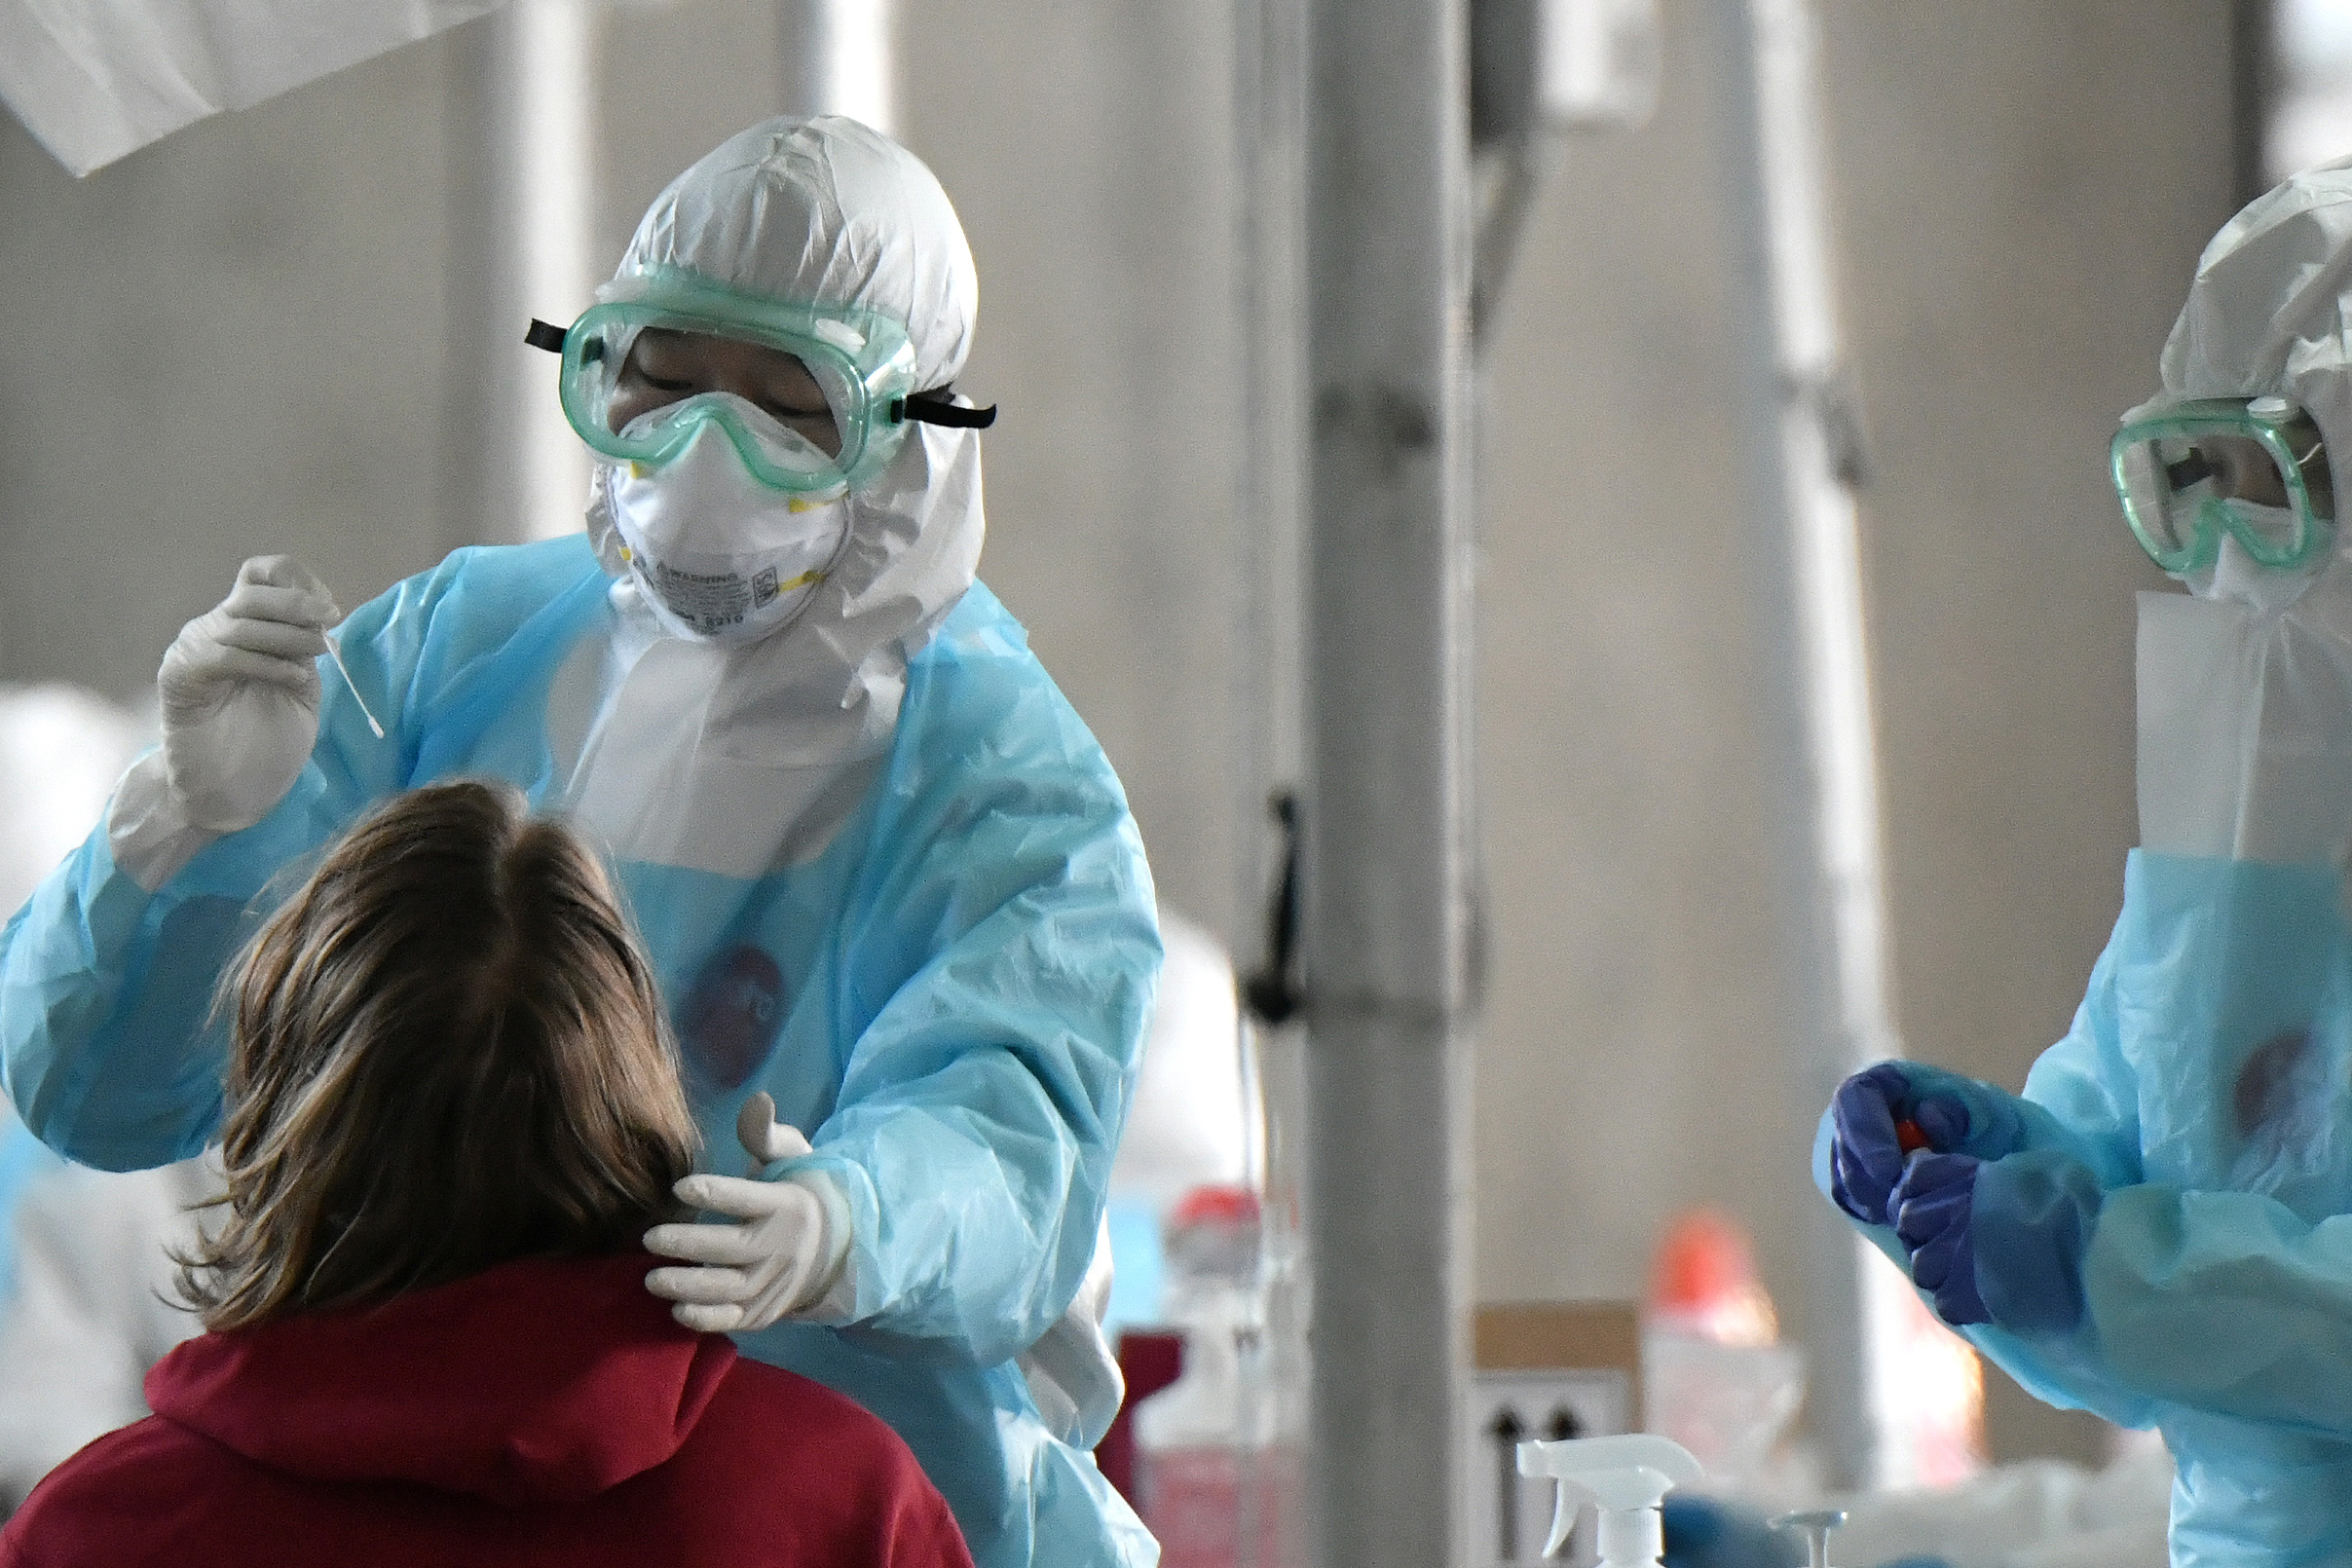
[
  {"left": 1, "top": 781, "right": 975, "bottom": 1568},
  {"left": 0, "top": 116, "right": 1159, "bottom": 1568},
  {"left": 1820, "top": 161, "right": 2352, "bottom": 1565}
]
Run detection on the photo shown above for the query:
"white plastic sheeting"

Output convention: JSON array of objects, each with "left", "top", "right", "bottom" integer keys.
[
  {"left": 1108, "top": 908, "right": 1251, "bottom": 1207},
  {"left": 0, "top": 685, "right": 146, "bottom": 914},
  {"left": 1540, "top": 0, "right": 1661, "bottom": 131},
  {"left": 0, "top": 685, "right": 205, "bottom": 1509},
  {"left": 0, "top": 0, "right": 503, "bottom": 176},
  {"left": 0, "top": 1156, "right": 210, "bottom": 1509},
  {"left": 1827, "top": 1437, "right": 2173, "bottom": 1568}
]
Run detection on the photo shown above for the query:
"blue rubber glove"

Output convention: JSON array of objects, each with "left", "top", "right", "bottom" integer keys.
[
  {"left": 1661, "top": 1496, "right": 1800, "bottom": 1568},
  {"left": 1828, "top": 1063, "right": 1982, "bottom": 1225},
  {"left": 1890, "top": 1152, "right": 1989, "bottom": 1325}
]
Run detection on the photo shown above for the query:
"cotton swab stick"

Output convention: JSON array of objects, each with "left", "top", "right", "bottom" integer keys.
[{"left": 323, "top": 634, "right": 386, "bottom": 739}]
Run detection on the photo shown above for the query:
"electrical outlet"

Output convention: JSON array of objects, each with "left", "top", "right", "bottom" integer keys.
[{"left": 1462, "top": 1367, "right": 1631, "bottom": 1566}]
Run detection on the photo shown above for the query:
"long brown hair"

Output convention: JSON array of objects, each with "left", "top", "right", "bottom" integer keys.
[{"left": 179, "top": 780, "right": 698, "bottom": 1330}]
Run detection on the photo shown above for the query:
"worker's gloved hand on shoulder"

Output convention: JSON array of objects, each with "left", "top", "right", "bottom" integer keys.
[
  {"left": 1827, "top": 1061, "right": 2027, "bottom": 1227},
  {"left": 159, "top": 555, "right": 340, "bottom": 834},
  {"left": 644, "top": 1091, "right": 853, "bottom": 1333}
]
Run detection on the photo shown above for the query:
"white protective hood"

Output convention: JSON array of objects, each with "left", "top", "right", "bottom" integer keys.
[
  {"left": 556, "top": 117, "right": 987, "bottom": 877},
  {"left": 2136, "top": 159, "right": 2352, "bottom": 867}
]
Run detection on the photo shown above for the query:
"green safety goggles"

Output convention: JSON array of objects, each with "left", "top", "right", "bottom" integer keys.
[
  {"left": 527, "top": 267, "right": 994, "bottom": 496},
  {"left": 2111, "top": 395, "right": 2336, "bottom": 575}
]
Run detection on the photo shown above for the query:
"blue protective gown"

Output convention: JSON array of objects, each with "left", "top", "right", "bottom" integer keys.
[
  {"left": 0, "top": 536, "right": 1163, "bottom": 1568},
  {"left": 1818, "top": 850, "right": 2352, "bottom": 1566}
]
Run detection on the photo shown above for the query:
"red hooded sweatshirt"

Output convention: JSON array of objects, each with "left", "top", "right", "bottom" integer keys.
[{"left": 0, "top": 1253, "right": 973, "bottom": 1568}]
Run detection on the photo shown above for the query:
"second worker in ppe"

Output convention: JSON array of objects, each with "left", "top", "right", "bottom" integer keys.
[
  {"left": 0, "top": 116, "right": 1160, "bottom": 1568},
  {"left": 1819, "top": 160, "right": 2352, "bottom": 1566}
]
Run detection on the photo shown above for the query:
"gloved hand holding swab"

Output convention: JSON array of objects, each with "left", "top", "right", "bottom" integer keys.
[{"left": 155, "top": 554, "right": 347, "bottom": 836}]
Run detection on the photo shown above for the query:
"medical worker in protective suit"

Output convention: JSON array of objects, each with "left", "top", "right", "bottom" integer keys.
[
  {"left": 1820, "top": 160, "right": 2352, "bottom": 1566},
  {"left": 0, "top": 116, "right": 1160, "bottom": 1568}
]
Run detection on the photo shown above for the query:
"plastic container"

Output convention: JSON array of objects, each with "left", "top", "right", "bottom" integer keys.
[
  {"left": 1134, "top": 1185, "right": 1280, "bottom": 1568},
  {"left": 1642, "top": 1211, "right": 1805, "bottom": 1490}
]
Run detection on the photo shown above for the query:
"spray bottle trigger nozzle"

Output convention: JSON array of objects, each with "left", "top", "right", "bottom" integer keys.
[{"left": 1518, "top": 1434, "right": 1703, "bottom": 1565}]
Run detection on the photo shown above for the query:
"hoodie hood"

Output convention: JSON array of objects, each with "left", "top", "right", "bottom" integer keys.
[{"left": 145, "top": 1255, "right": 732, "bottom": 1509}]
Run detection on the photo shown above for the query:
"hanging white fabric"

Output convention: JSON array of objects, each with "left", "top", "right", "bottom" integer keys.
[{"left": 0, "top": 0, "right": 503, "bottom": 176}]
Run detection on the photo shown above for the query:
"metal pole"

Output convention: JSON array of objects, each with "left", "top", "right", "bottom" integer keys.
[
  {"left": 438, "top": 0, "right": 596, "bottom": 550},
  {"left": 508, "top": 0, "right": 597, "bottom": 543},
  {"left": 1232, "top": 0, "right": 1314, "bottom": 1555},
  {"left": 1302, "top": 0, "right": 1475, "bottom": 1562},
  {"left": 2230, "top": 0, "right": 2273, "bottom": 209},
  {"left": 779, "top": 0, "right": 898, "bottom": 131},
  {"left": 1700, "top": 0, "right": 1893, "bottom": 1490}
]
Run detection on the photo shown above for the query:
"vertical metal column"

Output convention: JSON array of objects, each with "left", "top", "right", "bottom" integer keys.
[
  {"left": 1302, "top": 0, "right": 1475, "bottom": 1561},
  {"left": 437, "top": 0, "right": 596, "bottom": 550},
  {"left": 507, "top": 0, "right": 597, "bottom": 543},
  {"left": 1236, "top": 0, "right": 1310, "bottom": 892},
  {"left": 779, "top": 0, "right": 898, "bottom": 131},
  {"left": 2229, "top": 0, "right": 2273, "bottom": 208},
  {"left": 1234, "top": 0, "right": 1313, "bottom": 1554},
  {"left": 1700, "top": 0, "right": 1893, "bottom": 1489}
]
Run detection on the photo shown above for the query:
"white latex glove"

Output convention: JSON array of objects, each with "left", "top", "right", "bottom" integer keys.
[
  {"left": 643, "top": 1091, "right": 850, "bottom": 1333},
  {"left": 159, "top": 556, "right": 340, "bottom": 833}
]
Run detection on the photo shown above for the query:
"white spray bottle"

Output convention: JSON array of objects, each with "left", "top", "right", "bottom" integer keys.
[{"left": 1515, "top": 1432, "right": 1703, "bottom": 1566}]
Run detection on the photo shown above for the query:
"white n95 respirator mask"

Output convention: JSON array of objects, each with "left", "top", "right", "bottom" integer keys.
[{"left": 598, "top": 406, "right": 851, "bottom": 644}]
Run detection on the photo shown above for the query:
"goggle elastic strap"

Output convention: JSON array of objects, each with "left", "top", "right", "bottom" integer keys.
[
  {"left": 894, "top": 392, "right": 999, "bottom": 429},
  {"left": 525, "top": 318, "right": 567, "bottom": 353}
]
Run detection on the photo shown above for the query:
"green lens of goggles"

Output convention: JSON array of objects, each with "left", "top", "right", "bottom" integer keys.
[
  {"left": 2111, "top": 397, "right": 2336, "bottom": 576},
  {"left": 554, "top": 267, "right": 921, "bottom": 495}
]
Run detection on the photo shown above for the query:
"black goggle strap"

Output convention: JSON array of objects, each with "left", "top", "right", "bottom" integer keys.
[
  {"left": 525, "top": 318, "right": 569, "bottom": 354},
  {"left": 893, "top": 390, "right": 998, "bottom": 429},
  {"left": 2164, "top": 449, "right": 2214, "bottom": 492}
]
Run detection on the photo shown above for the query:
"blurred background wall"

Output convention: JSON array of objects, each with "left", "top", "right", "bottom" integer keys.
[
  {"left": 1476, "top": 0, "right": 2238, "bottom": 1468},
  {"left": 0, "top": 0, "right": 2277, "bottom": 1467},
  {"left": 0, "top": 35, "right": 468, "bottom": 699}
]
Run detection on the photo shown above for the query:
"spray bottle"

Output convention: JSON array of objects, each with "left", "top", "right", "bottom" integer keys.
[{"left": 1514, "top": 1433, "right": 1702, "bottom": 1567}]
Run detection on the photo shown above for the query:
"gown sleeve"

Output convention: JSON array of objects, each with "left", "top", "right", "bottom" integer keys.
[
  {"left": 786, "top": 595, "right": 1162, "bottom": 1368},
  {"left": 1967, "top": 848, "right": 2352, "bottom": 1434},
  {"left": 1825, "top": 849, "right": 2352, "bottom": 1437},
  {"left": 1813, "top": 909, "right": 2170, "bottom": 1430},
  {"left": 1998, "top": 1176, "right": 2352, "bottom": 1434},
  {"left": 0, "top": 544, "right": 580, "bottom": 1171}
]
